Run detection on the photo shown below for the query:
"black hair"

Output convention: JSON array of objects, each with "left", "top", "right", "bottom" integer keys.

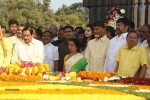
[
  {"left": 116, "top": 17, "right": 130, "bottom": 26},
  {"left": 68, "top": 38, "right": 80, "bottom": 52},
  {"left": 106, "top": 26, "right": 116, "bottom": 38},
  {"left": 36, "top": 27, "right": 43, "bottom": 38},
  {"left": 78, "top": 29, "right": 85, "bottom": 35},
  {"left": 19, "top": 24, "right": 26, "bottom": 27},
  {"left": 75, "top": 27, "right": 84, "bottom": 31},
  {"left": 58, "top": 28, "right": 64, "bottom": 31},
  {"left": 31, "top": 26, "right": 36, "bottom": 30},
  {"left": 127, "top": 30, "right": 139, "bottom": 38},
  {"left": 42, "top": 30, "right": 52, "bottom": 37},
  {"left": 80, "top": 24, "right": 95, "bottom": 52},
  {"left": 63, "top": 25, "right": 74, "bottom": 32},
  {"left": 86, "top": 24, "right": 93, "bottom": 33},
  {"left": 1, "top": 25, "right": 6, "bottom": 29},
  {"left": 128, "top": 20, "right": 135, "bottom": 32},
  {"left": 22, "top": 26, "right": 34, "bottom": 35},
  {"left": 93, "top": 21, "right": 105, "bottom": 28},
  {"left": 8, "top": 19, "right": 19, "bottom": 26}
]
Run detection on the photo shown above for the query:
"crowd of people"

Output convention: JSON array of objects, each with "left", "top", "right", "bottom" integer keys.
[{"left": 0, "top": 17, "right": 150, "bottom": 78}]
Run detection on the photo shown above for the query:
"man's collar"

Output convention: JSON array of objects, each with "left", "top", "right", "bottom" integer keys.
[
  {"left": 23, "top": 38, "right": 35, "bottom": 45},
  {"left": 124, "top": 44, "right": 139, "bottom": 50},
  {"left": 95, "top": 35, "right": 107, "bottom": 41},
  {"left": 122, "top": 32, "right": 128, "bottom": 38}
]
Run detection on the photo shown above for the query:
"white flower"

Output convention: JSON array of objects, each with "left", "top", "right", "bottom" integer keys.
[
  {"left": 120, "top": 9, "right": 125, "bottom": 14},
  {"left": 104, "top": 77, "right": 109, "bottom": 82},
  {"left": 115, "top": 14, "right": 120, "bottom": 18}
]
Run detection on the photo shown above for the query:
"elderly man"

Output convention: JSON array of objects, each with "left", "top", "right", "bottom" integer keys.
[
  {"left": 137, "top": 25, "right": 149, "bottom": 44},
  {"left": 11, "top": 26, "right": 44, "bottom": 63},
  {"left": 115, "top": 31, "right": 147, "bottom": 78},
  {"left": 0, "top": 26, "right": 13, "bottom": 72},
  {"left": 85, "top": 21, "right": 110, "bottom": 71}
]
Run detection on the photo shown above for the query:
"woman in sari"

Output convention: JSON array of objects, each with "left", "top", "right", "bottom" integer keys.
[{"left": 64, "top": 38, "right": 87, "bottom": 73}]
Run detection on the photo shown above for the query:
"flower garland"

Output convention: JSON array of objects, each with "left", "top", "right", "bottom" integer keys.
[
  {"left": 78, "top": 71, "right": 117, "bottom": 80},
  {"left": 0, "top": 82, "right": 144, "bottom": 100},
  {"left": 120, "top": 77, "right": 150, "bottom": 85},
  {"left": 106, "top": 7, "right": 126, "bottom": 29}
]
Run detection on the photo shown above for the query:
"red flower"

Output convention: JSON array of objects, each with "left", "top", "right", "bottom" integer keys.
[
  {"left": 110, "top": 15, "right": 114, "bottom": 19},
  {"left": 111, "top": 7, "right": 115, "bottom": 10},
  {"left": 113, "top": 11, "right": 118, "bottom": 15}
]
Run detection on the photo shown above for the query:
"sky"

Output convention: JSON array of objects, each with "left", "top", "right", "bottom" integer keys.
[{"left": 50, "top": 0, "right": 83, "bottom": 12}]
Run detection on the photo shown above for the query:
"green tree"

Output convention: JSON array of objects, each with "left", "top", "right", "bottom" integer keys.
[{"left": 55, "top": 2, "right": 89, "bottom": 28}]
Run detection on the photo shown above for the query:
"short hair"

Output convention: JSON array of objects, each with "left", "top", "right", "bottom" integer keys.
[
  {"left": 75, "top": 27, "right": 84, "bottom": 31},
  {"left": 78, "top": 29, "right": 85, "bottom": 35},
  {"left": 8, "top": 19, "right": 19, "bottom": 26},
  {"left": 143, "top": 24, "right": 150, "bottom": 33},
  {"left": 129, "top": 20, "right": 135, "bottom": 30},
  {"left": 63, "top": 25, "right": 74, "bottom": 32},
  {"left": 106, "top": 26, "right": 116, "bottom": 38},
  {"left": 58, "top": 28, "right": 64, "bottom": 31},
  {"left": 22, "top": 26, "right": 34, "bottom": 35},
  {"left": 93, "top": 21, "right": 105, "bottom": 28},
  {"left": 68, "top": 38, "right": 80, "bottom": 52},
  {"left": 36, "top": 28, "right": 43, "bottom": 38},
  {"left": 116, "top": 17, "right": 130, "bottom": 26},
  {"left": 49, "top": 25, "right": 58, "bottom": 31},
  {"left": 42, "top": 30, "right": 52, "bottom": 37},
  {"left": 19, "top": 24, "right": 26, "bottom": 27},
  {"left": 127, "top": 30, "right": 139, "bottom": 38},
  {"left": 1, "top": 25, "right": 6, "bottom": 29}
]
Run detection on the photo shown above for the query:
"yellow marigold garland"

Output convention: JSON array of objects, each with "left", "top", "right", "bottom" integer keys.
[{"left": 0, "top": 82, "right": 145, "bottom": 100}]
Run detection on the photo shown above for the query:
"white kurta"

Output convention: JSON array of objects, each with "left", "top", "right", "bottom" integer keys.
[
  {"left": 103, "top": 32, "right": 128, "bottom": 72},
  {"left": 85, "top": 35, "right": 110, "bottom": 71},
  {"left": 9, "top": 35, "right": 22, "bottom": 45},
  {"left": 44, "top": 43, "right": 59, "bottom": 72},
  {"left": 11, "top": 38, "right": 44, "bottom": 63}
]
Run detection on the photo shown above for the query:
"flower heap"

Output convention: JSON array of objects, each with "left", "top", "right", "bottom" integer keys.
[
  {"left": 106, "top": 7, "right": 126, "bottom": 29},
  {"left": 78, "top": 71, "right": 117, "bottom": 81},
  {"left": 120, "top": 77, "right": 150, "bottom": 85},
  {"left": 4, "top": 61, "right": 50, "bottom": 76},
  {"left": 48, "top": 72, "right": 82, "bottom": 82}
]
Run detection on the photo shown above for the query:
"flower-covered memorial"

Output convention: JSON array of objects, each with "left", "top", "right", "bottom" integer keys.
[
  {"left": 0, "top": 62, "right": 150, "bottom": 99},
  {"left": 106, "top": 7, "right": 126, "bottom": 29}
]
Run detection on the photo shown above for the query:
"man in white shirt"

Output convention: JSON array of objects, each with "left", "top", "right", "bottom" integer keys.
[
  {"left": 9, "top": 24, "right": 25, "bottom": 45},
  {"left": 11, "top": 26, "right": 44, "bottom": 63},
  {"left": 41, "top": 31, "right": 59, "bottom": 72},
  {"left": 85, "top": 21, "right": 110, "bottom": 71},
  {"left": 103, "top": 18, "right": 130, "bottom": 72}
]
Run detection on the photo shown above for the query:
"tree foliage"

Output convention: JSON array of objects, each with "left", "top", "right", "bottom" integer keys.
[
  {"left": 0, "top": 0, "right": 88, "bottom": 30},
  {"left": 55, "top": 3, "right": 89, "bottom": 28}
]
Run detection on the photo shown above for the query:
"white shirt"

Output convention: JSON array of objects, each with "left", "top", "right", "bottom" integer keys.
[
  {"left": 11, "top": 38, "right": 44, "bottom": 63},
  {"left": 9, "top": 35, "right": 22, "bottom": 45},
  {"left": 52, "top": 37, "right": 58, "bottom": 42},
  {"left": 85, "top": 35, "right": 110, "bottom": 71},
  {"left": 141, "top": 40, "right": 148, "bottom": 47},
  {"left": 44, "top": 43, "right": 59, "bottom": 72},
  {"left": 103, "top": 32, "right": 128, "bottom": 72}
]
